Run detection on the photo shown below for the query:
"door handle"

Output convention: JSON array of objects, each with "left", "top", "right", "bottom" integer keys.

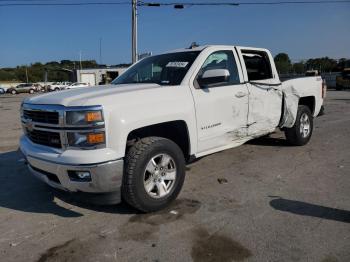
[{"left": 235, "top": 92, "right": 247, "bottom": 98}]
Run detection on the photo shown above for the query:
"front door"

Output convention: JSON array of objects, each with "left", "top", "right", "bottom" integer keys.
[{"left": 190, "top": 49, "right": 249, "bottom": 154}]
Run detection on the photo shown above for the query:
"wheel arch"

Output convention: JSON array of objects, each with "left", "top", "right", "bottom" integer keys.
[
  {"left": 126, "top": 120, "right": 191, "bottom": 161},
  {"left": 299, "top": 96, "right": 315, "bottom": 115}
]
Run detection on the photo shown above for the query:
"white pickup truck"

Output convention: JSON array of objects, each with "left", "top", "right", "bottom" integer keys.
[{"left": 20, "top": 45, "right": 325, "bottom": 212}]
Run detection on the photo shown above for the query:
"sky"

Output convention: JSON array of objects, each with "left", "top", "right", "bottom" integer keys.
[{"left": 0, "top": 0, "right": 349, "bottom": 67}]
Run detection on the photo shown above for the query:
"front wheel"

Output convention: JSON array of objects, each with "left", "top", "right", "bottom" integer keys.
[
  {"left": 122, "top": 137, "right": 186, "bottom": 212},
  {"left": 11, "top": 89, "right": 16, "bottom": 95},
  {"left": 29, "top": 89, "right": 34, "bottom": 94},
  {"left": 284, "top": 105, "right": 313, "bottom": 146}
]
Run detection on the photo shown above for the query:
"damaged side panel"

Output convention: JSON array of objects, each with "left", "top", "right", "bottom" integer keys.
[
  {"left": 279, "top": 77, "right": 322, "bottom": 128},
  {"left": 246, "top": 85, "right": 283, "bottom": 137},
  {"left": 279, "top": 84, "right": 300, "bottom": 128}
]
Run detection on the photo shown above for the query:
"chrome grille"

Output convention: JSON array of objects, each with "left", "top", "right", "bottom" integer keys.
[
  {"left": 23, "top": 110, "right": 59, "bottom": 124},
  {"left": 26, "top": 129, "right": 62, "bottom": 148},
  {"left": 21, "top": 103, "right": 105, "bottom": 150}
]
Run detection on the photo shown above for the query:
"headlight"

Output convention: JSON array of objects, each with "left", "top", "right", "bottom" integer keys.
[
  {"left": 65, "top": 107, "right": 105, "bottom": 149},
  {"left": 67, "top": 132, "right": 105, "bottom": 148},
  {"left": 66, "top": 110, "right": 103, "bottom": 126}
]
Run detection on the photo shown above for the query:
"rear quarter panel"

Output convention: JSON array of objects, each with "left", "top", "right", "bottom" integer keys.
[{"left": 281, "top": 76, "right": 324, "bottom": 127}]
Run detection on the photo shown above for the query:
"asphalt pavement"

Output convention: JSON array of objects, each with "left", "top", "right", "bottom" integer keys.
[{"left": 0, "top": 90, "right": 349, "bottom": 262}]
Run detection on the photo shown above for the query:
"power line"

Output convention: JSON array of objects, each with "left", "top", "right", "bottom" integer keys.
[
  {"left": 0, "top": 1, "right": 129, "bottom": 6},
  {"left": 1, "top": 0, "right": 350, "bottom": 7},
  {"left": 0, "top": 0, "right": 127, "bottom": 1},
  {"left": 139, "top": 0, "right": 350, "bottom": 7},
  {"left": 233, "top": 1, "right": 350, "bottom": 5}
]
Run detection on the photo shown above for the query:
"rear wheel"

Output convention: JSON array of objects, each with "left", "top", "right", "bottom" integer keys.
[
  {"left": 29, "top": 89, "right": 34, "bottom": 94},
  {"left": 11, "top": 89, "right": 16, "bottom": 95},
  {"left": 122, "top": 137, "right": 186, "bottom": 212},
  {"left": 285, "top": 105, "right": 313, "bottom": 146}
]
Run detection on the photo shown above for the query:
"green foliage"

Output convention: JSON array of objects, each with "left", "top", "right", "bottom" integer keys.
[
  {"left": 292, "top": 62, "right": 306, "bottom": 74},
  {"left": 336, "top": 58, "right": 350, "bottom": 70},
  {"left": 274, "top": 53, "right": 292, "bottom": 74},
  {"left": 305, "top": 57, "right": 338, "bottom": 72},
  {"left": 0, "top": 59, "right": 99, "bottom": 82},
  {"left": 1, "top": 56, "right": 349, "bottom": 82}
]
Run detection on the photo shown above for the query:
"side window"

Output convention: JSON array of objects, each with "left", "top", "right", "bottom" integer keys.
[
  {"left": 199, "top": 50, "right": 240, "bottom": 86},
  {"left": 242, "top": 51, "right": 273, "bottom": 81}
]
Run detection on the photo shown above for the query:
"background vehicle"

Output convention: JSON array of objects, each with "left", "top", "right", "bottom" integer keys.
[
  {"left": 20, "top": 45, "right": 325, "bottom": 212},
  {"left": 336, "top": 68, "right": 350, "bottom": 90},
  {"left": 305, "top": 70, "right": 319, "bottom": 76},
  {"left": 33, "top": 83, "right": 45, "bottom": 92},
  {"left": 7, "top": 83, "right": 36, "bottom": 94},
  {"left": 0, "top": 87, "right": 5, "bottom": 94},
  {"left": 65, "top": 82, "right": 90, "bottom": 89},
  {"left": 47, "top": 82, "right": 72, "bottom": 91}
]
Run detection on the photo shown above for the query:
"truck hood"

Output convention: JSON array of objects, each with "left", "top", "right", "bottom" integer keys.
[{"left": 24, "top": 84, "right": 162, "bottom": 107}]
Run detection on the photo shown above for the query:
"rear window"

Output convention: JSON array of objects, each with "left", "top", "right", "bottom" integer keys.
[{"left": 242, "top": 50, "right": 273, "bottom": 81}]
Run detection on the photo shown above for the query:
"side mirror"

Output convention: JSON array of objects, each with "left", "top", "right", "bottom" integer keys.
[{"left": 197, "top": 69, "right": 230, "bottom": 88}]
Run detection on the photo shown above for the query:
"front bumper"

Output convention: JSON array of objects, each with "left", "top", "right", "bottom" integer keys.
[{"left": 20, "top": 136, "right": 124, "bottom": 204}]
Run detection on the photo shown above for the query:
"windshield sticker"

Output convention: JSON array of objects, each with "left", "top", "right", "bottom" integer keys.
[{"left": 166, "top": 62, "right": 189, "bottom": 68}]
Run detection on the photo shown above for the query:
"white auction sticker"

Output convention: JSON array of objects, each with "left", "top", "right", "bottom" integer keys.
[{"left": 166, "top": 62, "right": 189, "bottom": 68}]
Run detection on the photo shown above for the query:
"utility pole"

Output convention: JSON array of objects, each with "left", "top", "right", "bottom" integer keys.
[
  {"left": 25, "top": 66, "right": 29, "bottom": 83},
  {"left": 131, "top": 0, "right": 138, "bottom": 64},
  {"left": 79, "top": 51, "right": 83, "bottom": 70},
  {"left": 99, "top": 37, "right": 102, "bottom": 65}
]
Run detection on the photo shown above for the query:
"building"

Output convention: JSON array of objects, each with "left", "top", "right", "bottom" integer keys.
[{"left": 76, "top": 67, "right": 128, "bottom": 86}]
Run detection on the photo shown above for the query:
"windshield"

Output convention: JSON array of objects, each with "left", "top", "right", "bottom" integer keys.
[{"left": 112, "top": 51, "right": 200, "bottom": 86}]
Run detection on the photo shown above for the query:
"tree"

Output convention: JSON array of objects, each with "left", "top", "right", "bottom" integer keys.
[
  {"left": 305, "top": 57, "right": 337, "bottom": 73},
  {"left": 336, "top": 58, "right": 350, "bottom": 71},
  {"left": 274, "top": 53, "right": 292, "bottom": 74},
  {"left": 292, "top": 62, "right": 305, "bottom": 74}
]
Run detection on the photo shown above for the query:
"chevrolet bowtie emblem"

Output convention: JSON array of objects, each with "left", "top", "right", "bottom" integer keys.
[{"left": 26, "top": 119, "right": 34, "bottom": 132}]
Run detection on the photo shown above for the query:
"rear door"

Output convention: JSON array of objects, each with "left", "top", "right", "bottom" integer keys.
[
  {"left": 236, "top": 47, "right": 282, "bottom": 137},
  {"left": 189, "top": 48, "right": 249, "bottom": 154}
]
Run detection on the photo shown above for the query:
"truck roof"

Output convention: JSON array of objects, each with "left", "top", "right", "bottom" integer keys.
[
  {"left": 164, "top": 45, "right": 269, "bottom": 54},
  {"left": 164, "top": 45, "right": 211, "bottom": 53}
]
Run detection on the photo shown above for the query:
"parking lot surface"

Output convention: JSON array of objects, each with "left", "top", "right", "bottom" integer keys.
[{"left": 0, "top": 91, "right": 349, "bottom": 262}]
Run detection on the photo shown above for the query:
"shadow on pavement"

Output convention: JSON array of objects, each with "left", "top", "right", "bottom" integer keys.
[
  {"left": 248, "top": 136, "right": 290, "bottom": 147},
  {"left": 270, "top": 197, "right": 350, "bottom": 223},
  {"left": 0, "top": 150, "right": 136, "bottom": 217}
]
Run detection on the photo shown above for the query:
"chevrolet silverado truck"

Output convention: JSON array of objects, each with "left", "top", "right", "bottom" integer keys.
[{"left": 20, "top": 45, "right": 326, "bottom": 212}]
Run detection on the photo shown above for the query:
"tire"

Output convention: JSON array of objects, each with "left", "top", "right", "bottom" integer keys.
[
  {"left": 122, "top": 137, "right": 186, "bottom": 212},
  {"left": 55, "top": 88, "right": 60, "bottom": 91},
  {"left": 29, "top": 89, "right": 34, "bottom": 94},
  {"left": 11, "top": 89, "right": 16, "bottom": 95},
  {"left": 284, "top": 105, "right": 313, "bottom": 146}
]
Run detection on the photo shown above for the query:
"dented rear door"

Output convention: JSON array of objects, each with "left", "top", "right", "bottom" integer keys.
[{"left": 236, "top": 47, "right": 283, "bottom": 137}]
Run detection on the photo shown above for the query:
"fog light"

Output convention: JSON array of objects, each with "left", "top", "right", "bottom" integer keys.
[
  {"left": 68, "top": 170, "right": 92, "bottom": 182},
  {"left": 77, "top": 171, "right": 91, "bottom": 179}
]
